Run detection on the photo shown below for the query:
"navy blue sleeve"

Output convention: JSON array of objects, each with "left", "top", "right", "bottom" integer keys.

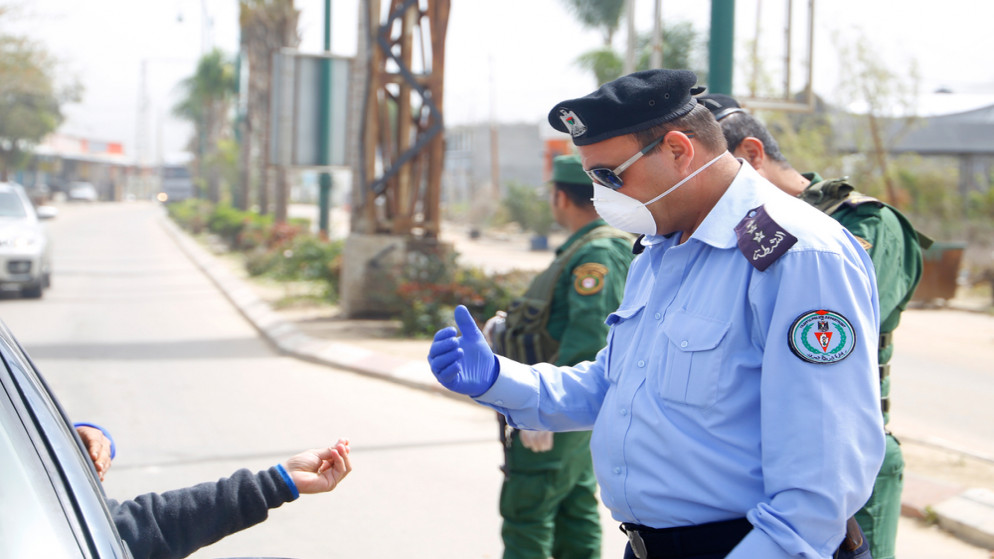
[{"left": 108, "top": 466, "right": 295, "bottom": 559}]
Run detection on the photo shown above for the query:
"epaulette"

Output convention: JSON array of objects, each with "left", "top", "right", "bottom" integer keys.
[
  {"left": 840, "top": 192, "right": 883, "bottom": 208},
  {"left": 734, "top": 205, "right": 798, "bottom": 271}
]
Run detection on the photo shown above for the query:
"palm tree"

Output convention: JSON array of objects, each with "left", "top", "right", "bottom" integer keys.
[
  {"left": 173, "top": 49, "right": 237, "bottom": 203},
  {"left": 558, "top": 0, "right": 626, "bottom": 46},
  {"left": 238, "top": 0, "right": 300, "bottom": 221},
  {"left": 575, "top": 21, "right": 705, "bottom": 86}
]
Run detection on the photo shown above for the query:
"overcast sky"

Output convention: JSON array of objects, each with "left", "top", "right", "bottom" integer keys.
[{"left": 6, "top": 0, "right": 994, "bottom": 161}]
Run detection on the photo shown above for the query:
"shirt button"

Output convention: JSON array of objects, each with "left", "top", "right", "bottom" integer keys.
[
  {"left": 613, "top": 467, "right": 622, "bottom": 475},
  {"left": 654, "top": 312, "right": 662, "bottom": 320},
  {"left": 620, "top": 408, "right": 628, "bottom": 416},
  {"left": 637, "top": 360, "right": 646, "bottom": 367},
  {"left": 680, "top": 340, "right": 689, "bottom": 348},
  {"left": 495, "top": 400, "right": 504, "bottom": 406}
]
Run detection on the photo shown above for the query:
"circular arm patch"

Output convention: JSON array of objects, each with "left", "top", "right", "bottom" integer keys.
[
  {"left": 788, "top": 310, "right": 857, "bottom": 364},
  {"left": 573, "top": 263, "right": 608, "bottom": 296}
]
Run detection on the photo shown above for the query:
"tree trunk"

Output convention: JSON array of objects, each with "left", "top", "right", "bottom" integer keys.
[
  {"left": 237, "top": 102, "right": 252, "bottom": 210},
  {"left": 274, "top": 167, "right": 288, "bottom": 223},
  {"left": 258, "top": 85, "right": 271, "bottom": 215},
  {"left": 867, "top": 113, "right": 898, "bottom": 205}
]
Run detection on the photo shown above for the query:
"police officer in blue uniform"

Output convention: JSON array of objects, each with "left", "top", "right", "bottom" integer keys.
[{"left": 427, "top": 69, "right": 883, "bottom": 559}]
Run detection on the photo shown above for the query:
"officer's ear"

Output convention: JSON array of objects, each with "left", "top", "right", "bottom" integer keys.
[{"left": 736, "top": 137, "right": 767, "bottom": 169}]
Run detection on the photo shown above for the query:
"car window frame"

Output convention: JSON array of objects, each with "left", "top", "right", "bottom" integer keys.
[{"left": 0, "top": 319, "right": 131, "bottom": 558}]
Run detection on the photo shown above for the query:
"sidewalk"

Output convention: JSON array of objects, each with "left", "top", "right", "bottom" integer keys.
[{"left": 161, "top": 214, "right": 994, "bottom": 555}]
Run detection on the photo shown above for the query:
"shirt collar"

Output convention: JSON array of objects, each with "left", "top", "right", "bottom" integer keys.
[{"left": 687, "top": 160, "right": 780, "bottom": 250}]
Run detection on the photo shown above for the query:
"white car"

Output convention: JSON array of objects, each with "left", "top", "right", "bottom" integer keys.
[
  {"left": 0, "top": 182, "right": 54, "bottom": 298},
  {"left": 67, "top": 181, "right": 99, "bottom": 202}
]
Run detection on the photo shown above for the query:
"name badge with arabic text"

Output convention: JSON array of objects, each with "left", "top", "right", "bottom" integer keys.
[{"left": 734, "top": 205, "right": 797, "bottom": 271}]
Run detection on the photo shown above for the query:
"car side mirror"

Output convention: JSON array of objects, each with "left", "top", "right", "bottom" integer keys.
[{"left": 36, "top": 206, "right": 58, "bottom": 220}]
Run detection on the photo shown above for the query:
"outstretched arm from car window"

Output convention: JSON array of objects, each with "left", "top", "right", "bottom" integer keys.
[{"left": 109, "top": 439, "right": 351, "bottom": 559}]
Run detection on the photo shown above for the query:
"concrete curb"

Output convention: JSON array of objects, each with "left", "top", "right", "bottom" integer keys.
[
  {"left": 160, "top": 215, "right": 469, "bottom": 404},
  {"left": 161, "top": 214, "right": 994, "bottom": 552}
]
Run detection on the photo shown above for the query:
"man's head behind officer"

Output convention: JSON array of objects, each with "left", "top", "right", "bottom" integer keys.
[
  {"left": 548, "top": 69, "right": 736, "bottom": 242},
  {"left": 698, "top": 93, "right": 826, "bottom": 197},
  {"left": 550, "top": 153, "right": 598, "bottom": 227},
  {"left": 552, "top": 155, "right": 594, "bottom": 211}
]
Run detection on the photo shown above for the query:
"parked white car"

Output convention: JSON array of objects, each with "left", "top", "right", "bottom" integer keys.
[
  {"left": 67, "top": 181, "right": 99, "bottom": 202},
  {"left": 0, "top": 182, "right": 54, "bottom": 298}
]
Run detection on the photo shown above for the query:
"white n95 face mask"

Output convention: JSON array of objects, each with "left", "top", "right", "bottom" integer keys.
[{"left": 591, "top": 152, "right": 724, "bottom": 236}]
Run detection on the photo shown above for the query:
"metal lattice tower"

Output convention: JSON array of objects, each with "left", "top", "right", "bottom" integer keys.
[{"left": 351, "top": 0, "right": 449, "bottom": 238}]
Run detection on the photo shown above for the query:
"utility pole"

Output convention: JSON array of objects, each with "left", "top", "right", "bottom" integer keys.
[
  {"left": 318, "top": 0, "right": 333, "bottom": 237},
  {"left": 709, "top": 0, "right": 735, "bottom": 94},
  {"left": 624, "top": 0, "right": 637, "bottom": 75},
  {"left": 489, "top": 55, "right": 500, "bottom": 202},
  {"left": 650, "top": 0, "right": 662, "bottom": 68}
]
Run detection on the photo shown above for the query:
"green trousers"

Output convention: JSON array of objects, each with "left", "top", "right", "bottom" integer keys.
[
  {"left": 500, "top": 431, "right": 601, "bottom": 559},
  {"left": 855, "top": 433, "right": 904, "bottom": 559}
]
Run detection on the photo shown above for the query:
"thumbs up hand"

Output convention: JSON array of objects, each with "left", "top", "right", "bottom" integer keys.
[{"left": 427, "top": 305, "right": 498, "bottom": 397}]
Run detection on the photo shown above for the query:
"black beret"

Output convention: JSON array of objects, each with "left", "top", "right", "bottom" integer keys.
[
  {"left": 548, "top": 69, "right": 705, "bottom": 146},
  {"left": 697, "top": 93, "right": 745, "bottom": 122}
]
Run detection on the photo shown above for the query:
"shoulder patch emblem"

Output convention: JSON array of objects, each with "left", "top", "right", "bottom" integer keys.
[
  {"left": 788, "top": 310, "right": 857, "bottom": 364},
  {"left": 734, "top": 205, "right": 798, "bottom": 271},
  {"left": 573, "top": 263, "right": 608, "bottom": 295}
]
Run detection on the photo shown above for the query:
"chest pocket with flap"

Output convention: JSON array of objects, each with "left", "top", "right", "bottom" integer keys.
[{"left": 658, "top": 310, "right": 730, "bottom": 408}]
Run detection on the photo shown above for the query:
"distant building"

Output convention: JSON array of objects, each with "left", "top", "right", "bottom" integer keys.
[
  {"left": 443, "top": 122, "right": 545, "bottom": 207},
  {"left": 833, "top": 93, "right": 994, "bottom": 197},
  {"left": 23, "top": 133, "right": 135, "bottom": 201}
]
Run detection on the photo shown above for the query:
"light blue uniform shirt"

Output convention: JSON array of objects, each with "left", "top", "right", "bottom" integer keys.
[{"left": 477, "top": 163, "right": 885, "bottom": 558}]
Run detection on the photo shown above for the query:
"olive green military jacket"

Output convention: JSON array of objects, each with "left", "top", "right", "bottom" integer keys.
[{"left": 545, "top": 219, "right": 636, "bottom": 367}]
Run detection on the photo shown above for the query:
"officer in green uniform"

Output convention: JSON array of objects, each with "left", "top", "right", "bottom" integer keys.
[
  {"left": 483, "top": 154, "right": 636, "bottom": 559},
  {"left": 700, "top": 94, "right": 930, "bottom": 559}
]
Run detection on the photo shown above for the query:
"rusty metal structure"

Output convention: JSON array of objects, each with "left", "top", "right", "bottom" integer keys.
[{"left": 352, "top": 0, "right": 449, "bottom": 238}]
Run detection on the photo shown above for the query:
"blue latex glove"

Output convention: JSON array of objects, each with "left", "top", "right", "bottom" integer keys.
[{"left": 428, "top": 305, "right": 498, "bottom": 397}]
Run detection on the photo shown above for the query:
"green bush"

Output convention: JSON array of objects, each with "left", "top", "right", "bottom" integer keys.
[
  {"left": 244, "top": 234, "right": 344, "bottom": 302},
  {"left": 503, "top": 181, "right": 554, "bottom": 236},
  {"left": 394, "top": 247, "right": 536, "bottom": 337},
  {"left": 235, "top": 213, "right": 275, "bottom": 251},
  {"left": 166, "top": 199, "right": 214, "bottom": 234},
  {"left": 207, "top": 204, "right": 251, "bottom": 247}
]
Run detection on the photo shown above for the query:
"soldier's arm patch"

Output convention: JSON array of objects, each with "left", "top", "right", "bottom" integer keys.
[
  {"left": 788, "top": 309, "right": 857, "bottom": 364},
  {"left": 734, "top": 205, "right": 798, "bottom": 271},
  {"left": 573, "top": 263, "right": 608, "bottom": 295}
]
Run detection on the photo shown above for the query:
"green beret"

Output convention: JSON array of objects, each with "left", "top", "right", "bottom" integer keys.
[
  {"left": 552, "top": 154, "right": 589, "bottom": 186},
  {"left": 548, "top": 69, "right": 705, "bottom": 146}
]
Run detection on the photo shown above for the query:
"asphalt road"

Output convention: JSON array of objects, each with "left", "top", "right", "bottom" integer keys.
[
  {"left": 1, "top": 202, "right": 514, "bottom": 558},
  {"left": 2, "top": 201, "right": 991, "bottom": 558},
  {"left": 890, "top": 308, "right": 994, "bottom": 460}
]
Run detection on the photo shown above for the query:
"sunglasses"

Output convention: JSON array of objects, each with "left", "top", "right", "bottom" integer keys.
[{"left": 584, "top": 130, "right": 696, "bottom": 190}]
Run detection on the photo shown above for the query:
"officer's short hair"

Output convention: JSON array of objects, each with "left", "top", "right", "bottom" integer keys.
[
  {"left": 718, "top": 111, "right": 788, "bottom": 163},
  {"left": 633, "top": 104, "right": 728, "bottom": 157}
]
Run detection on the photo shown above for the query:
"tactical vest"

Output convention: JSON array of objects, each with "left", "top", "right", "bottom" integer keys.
[
  {"left": 493, "top": 226, "right": 632, "bottom": 365},
  {"left": 798, "top": 177, "right": 866, "bottom": 215}
]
